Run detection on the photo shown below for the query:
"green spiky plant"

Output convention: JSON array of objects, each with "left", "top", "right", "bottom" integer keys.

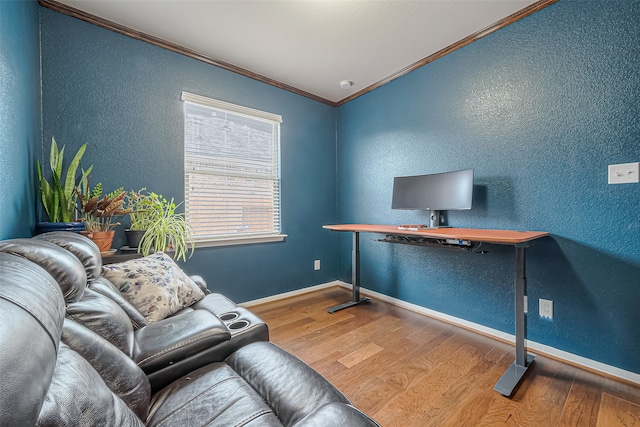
[{"left": 37, "top": 137, "right": 92, "bottom": 223}]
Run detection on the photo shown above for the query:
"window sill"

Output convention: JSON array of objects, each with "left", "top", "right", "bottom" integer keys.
[{"left": 195, "top": 234, "right": 287, "bottom": 248}]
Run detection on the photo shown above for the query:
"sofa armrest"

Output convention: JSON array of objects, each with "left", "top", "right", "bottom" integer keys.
[
  {"left": 146, "top": 305, "right": 269, "bottom": 392},
  {"left": 293, "top": 402, "right": 380, "bottom": 427},
  {"left": 189, "top": 275, "right": 211, "bottom": 295},
  {"left": 133, "top": 310, "right": 230, "bottom": 374},
  {"left": 226, "top": 341, "right": 352, "bottom": 427}
]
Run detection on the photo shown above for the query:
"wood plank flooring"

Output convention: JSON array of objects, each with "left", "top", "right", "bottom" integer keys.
[{"left": 249, "top": 286, "right": 640, "bottom": 427}]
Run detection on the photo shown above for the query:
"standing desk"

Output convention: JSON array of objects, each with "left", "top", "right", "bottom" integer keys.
[{"left": 323, "top": 224, "right": 549, "bottom": 397}]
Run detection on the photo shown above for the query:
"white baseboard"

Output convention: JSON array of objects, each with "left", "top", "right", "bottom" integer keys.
[
  {"left": 242, "top": 280, "right": 640, "bottom": 385},
  {"left": 240, "top": 281, "right": 342, "bottom": 307}
]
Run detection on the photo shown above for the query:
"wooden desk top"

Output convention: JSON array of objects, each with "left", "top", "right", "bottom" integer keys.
[{"left": 323, "top": 224, "right": 549, "bottom": 245}]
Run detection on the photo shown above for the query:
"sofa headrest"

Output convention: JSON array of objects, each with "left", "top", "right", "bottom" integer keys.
[
  {"left": 35, "top": 231, "right": 103, "bottom": 284},
  {"left": 0, "top": 252, "right": 66, "bottom": 426},
  {"left": 0, "top": 238, "right": 87, "bottom": 303}
]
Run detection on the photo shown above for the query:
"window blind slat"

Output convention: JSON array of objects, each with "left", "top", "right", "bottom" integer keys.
[{"left": 184, "top": 95, "right": 282, "bottom": 241}]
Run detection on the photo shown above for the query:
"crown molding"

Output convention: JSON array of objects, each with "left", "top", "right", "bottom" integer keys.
[
  {"left": 39, "top": 0, "right": 557, "bottom": 107},
  {"left": 38, "top": 0, "right": 335, "bottom": 106},
  {"left": 336, "top": 0, "right": 558, "bottom": 106}
]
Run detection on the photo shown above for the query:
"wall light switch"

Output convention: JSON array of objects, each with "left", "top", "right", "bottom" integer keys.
[{"left": 608, "top": 162, "right": 639, "bottom": 184}]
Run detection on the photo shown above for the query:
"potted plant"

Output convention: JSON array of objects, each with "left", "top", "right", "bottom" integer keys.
[
  {"left": 76, "top": 179, "right": 131, "bottom": 252},
  {"left": 36, "top": 137, "right": 92, "bottom": 234},
  {"left": 123, "top": 188, "right": 157, "bottom": 249},
  {"left": 125, "top": 189, "right": 194, "bottom": 261}
]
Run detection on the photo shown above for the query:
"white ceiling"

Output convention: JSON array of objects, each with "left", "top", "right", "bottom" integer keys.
[{"left": 54, "top": 0, "right": 540, "bottom": 104}]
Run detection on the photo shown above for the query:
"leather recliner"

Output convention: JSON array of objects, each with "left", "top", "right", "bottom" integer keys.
[
  {"left": 0, "top": 234, "right": 379, "bottom": 426},
  {"left": 1, "top": 231, "right": 269, "bottom": 392}
]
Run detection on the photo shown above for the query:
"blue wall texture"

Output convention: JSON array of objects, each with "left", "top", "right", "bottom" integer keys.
[
  {"left": 2, "top": 0, "right": 638, "bottom": 375},
  {"left": 337, "top": 1, "right": 639, "bottom": 374},
  {"left": 0, "top": 0, "right": 41, "bottom": 239},
  {"left": 39, "top": 8, "right": 338, "bottom": 302}
]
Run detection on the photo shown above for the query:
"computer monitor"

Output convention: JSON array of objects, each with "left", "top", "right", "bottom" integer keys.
[{"left": 391, "top": 169, "right": 474, "bottom": 228}]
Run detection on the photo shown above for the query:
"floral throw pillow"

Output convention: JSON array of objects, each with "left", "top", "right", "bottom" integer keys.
[{"left": 102, "top": 252, "right": 205, "bottom": 323}]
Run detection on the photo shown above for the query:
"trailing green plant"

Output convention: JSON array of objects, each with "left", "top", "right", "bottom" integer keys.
[
  {"left": 76, "top": 177, "right": 131, "bottom": 233},
  {"left": 134, "top": 195, "right": 194, "bottom": 262},
  {"left": 37, "top": 137, "right": 92, "bottom": 222},
  {"left": 125, "top": 188, "right": 164, "bottom": 231}
]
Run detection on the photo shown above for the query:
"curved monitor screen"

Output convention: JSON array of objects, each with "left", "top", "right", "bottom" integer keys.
[{"left": 391, "top": 169, "right": 474, "bottom": 211}]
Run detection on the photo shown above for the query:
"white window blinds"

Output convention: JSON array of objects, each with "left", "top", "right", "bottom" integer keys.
[{"left": 182, "top": 92, "right": 284, "bottom": 246}]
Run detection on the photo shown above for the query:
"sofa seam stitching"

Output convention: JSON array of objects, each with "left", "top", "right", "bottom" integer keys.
[{"left": 136, "top": 327, "right": 229, "bottom": 366}]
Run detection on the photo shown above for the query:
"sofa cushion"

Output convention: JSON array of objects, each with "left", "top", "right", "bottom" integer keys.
[
  {"left": 148, "top": 363, "right": 282, "bottom": 427},
  {"left": 102, "top": 252, "right": 205, "bottom": 323}
]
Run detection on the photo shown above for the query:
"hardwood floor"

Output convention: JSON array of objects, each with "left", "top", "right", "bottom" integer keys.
[{"left": 249, "top": 286, "right": 640, "bottom": 427}]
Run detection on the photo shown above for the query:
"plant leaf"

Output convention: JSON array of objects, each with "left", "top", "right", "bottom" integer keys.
[
  {"left": 49, "top": 136, "right": 58, "bottom": 174},
  {"left": 55, "top": 145, "right": 64, "bottom": 180},
  {"left": 51, "top": 183, "right": 60, "bottom": 222},
  {"left": 38, "top": 161, "right": 54, "bottom": 220},
  {"left": 63, "top": 143, "right": 87, "bottom": 219}
]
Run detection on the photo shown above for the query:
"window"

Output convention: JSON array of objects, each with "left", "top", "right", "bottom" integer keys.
[{"left": 182, "top": 92, "right": 285, "bottom": 246}]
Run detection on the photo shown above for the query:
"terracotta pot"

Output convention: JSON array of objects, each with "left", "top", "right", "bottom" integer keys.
[{"left": 81, "top": 230, "right": 115, "bottom": 253}]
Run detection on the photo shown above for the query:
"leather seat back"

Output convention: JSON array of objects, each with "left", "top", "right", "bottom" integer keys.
[
  {"left": 61, "top": 318, "right": 151, "bottom": 419},
  {"left": 0, "top": 238, "right": 87, "bottom": 303},
  {"left": 90, "top": 276, "right": 149, "bottom": 329},
  {"left": 36, "top": 342, "right": 146, "bottom": 427},
  {"left": 0, "top": 252, "right": 66, "bottom": 425},
  {"left": 0, "top": 236, "right": 139, "bottom": 357},
  {"left": 35, "top": 231, "right": 103, "bottom": 284},
  {"left": 0, "top": 252, "right": 149, "bottom": 426},
  {"left": 37, "top": 232, "right": 150, "bottom": 329},
  {"left": 67, "top": 287, "right": 137, "bottom": 357}
]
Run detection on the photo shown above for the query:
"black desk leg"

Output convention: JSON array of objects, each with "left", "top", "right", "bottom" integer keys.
[
  {"left": 494, "top": 245, "right": 535, "bottom": 396},
  {"left": 328, "top": 231, "right": 370, "bottom": 313}
]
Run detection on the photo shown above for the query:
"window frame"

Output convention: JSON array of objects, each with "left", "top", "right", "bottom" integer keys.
[{"left": 182, "top": 91, "right": 286, "bottom": 247}]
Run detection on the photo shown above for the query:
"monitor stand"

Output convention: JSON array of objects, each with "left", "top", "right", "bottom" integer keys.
[{"left": 428, "top": 210, "right": 450, "bottom": 228}]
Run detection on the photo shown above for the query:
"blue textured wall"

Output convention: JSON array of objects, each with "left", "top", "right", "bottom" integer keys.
[
  {"left": 40, "top": 8, "right": 338, "bottom": 302},
  {"left": 0, "top": 0, "right": 41, "bottom": 239},
  {"left": 337, "top": 1, "right": 639, "bottom": 373},
  {"left": 9, "top": 0, "right": 639, "bottom": 375}
]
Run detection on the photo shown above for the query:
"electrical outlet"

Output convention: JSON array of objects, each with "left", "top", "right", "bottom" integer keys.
[
  {"left": 608, "top": 162, "right": 639, "bottom": 184},
  {"left": 539, "top": 299, "right": 553, "bottom": 319},
  {"left": 314, "top": 260, "right": 320, "bottom": 270}
]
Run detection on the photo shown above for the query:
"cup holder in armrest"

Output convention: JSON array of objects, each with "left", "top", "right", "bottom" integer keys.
[
  {"left": 219, "top": 312, "right": 239, "bottom": 322},
  {"left": 228, "top": 320, "right": 249, "bottom": 330},
  {"left": 219, "top": 312, "right": 249, "bottom": 331}
]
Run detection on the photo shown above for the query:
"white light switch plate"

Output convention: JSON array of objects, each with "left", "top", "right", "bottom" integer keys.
[{"left": 608, "top": 162, "right": 639, "bottom": 184}]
